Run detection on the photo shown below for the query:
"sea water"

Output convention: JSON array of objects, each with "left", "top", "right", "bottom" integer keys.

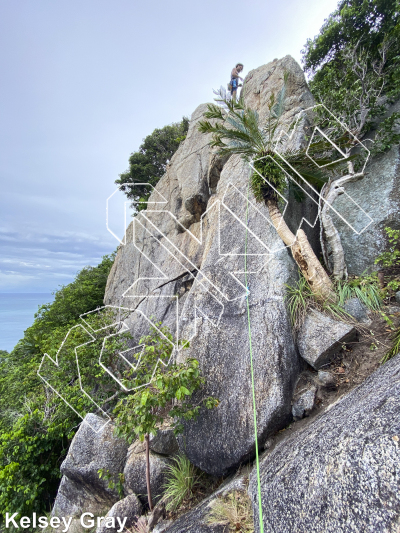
[{"left": 0, "top": 293, "right": 53, "bottom": 352}]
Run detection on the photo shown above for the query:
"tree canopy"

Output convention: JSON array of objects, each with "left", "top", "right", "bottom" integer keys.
[
  {"left": 302, "top": 0, "right": 400, "bottom": 81},
  {"left": 0, "top": 253, "right": 117, "bottom": 520},
  {"left": 302, "top": 0, "right": 400, "bottom": 151},
  {"left": 116, "top": 117, "right": 189, "bottom": 210}
]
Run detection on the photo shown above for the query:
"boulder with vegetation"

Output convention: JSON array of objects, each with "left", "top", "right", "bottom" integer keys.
[{"left": 105, "top": 56, "right": 321, "bottom": 476}]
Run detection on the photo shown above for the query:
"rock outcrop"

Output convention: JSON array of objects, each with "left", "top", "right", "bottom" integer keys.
[
  {"left": 124, "top": 447, "right": 171, "bottom": 504},
  {"left": 297, "top": 309, "right": 357, "bottom": 369},
  {"left": 249, "top": 354, "right": 400, "bottom": 533},
  {"left": 330, "top": 99, "right": 400, "bottom": 276},
  {"left": 161, "top": 472, "right": 250, "bottom": 533},
  {"left": 51, "top": 414, "right": 129, "bottom": 531},
  {"left": 95, "top": 494, "right": 142, "bottom": 533},
  {"left": 104, "top": 56, "right": 321, "bottom": 476}
]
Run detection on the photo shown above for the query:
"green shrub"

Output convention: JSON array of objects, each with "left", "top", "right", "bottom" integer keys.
[
  {"left": 162, "top": 455, "right": 203, "bottom": 512},
  {"left": 0, "top": 253, "right": 116, "bottom": 523}
]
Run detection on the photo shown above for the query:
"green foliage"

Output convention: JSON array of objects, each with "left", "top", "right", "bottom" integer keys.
[
  {"left": 0, "top": 253, "right": 116, "bottom": 522},
  {"left": 302, "top": 0, "right": 400, "bottom": 151},
  {"left": 162, "top": 455, "right": 203, "bottom": 512},
  {"left": 285, "top": 271, "right": 382, "bottom": 329},
  {"left": 336, "top": 273, "right": 382, "bottom": 310},
  {"left": 375, "top": 227, "right": 400, "bottom": 268},
  {"left": 116, "top": 118, "right": 189, "bottom": 211},
  {"left": 284, "top": 275, "right": 313, "bottom": 329},
  {"left": 34, "top": 253, "right": 116, "bottom": 329},
  {"left": 250, "top": 156, "right": 287, "bottom": 203},
  {"left": 98, "top": 469, "right": 125, "bottom": 499},
  {"left": 198, "top": 81, "right": 345, "bottom": 206},
  {"left": 113, "top": 324, "right": 218, "bottom": 443},
  {"left": 302, "top": 0, "right": 400, "bottom": 86},
  {"left": 206, "top": 491, "right": 254, "bottom": 532},
  {"left": 0, "top": 410, "right": 73, "bottom": 522},
  {"left": 371, "top": 112, "right": 400, "bottom": 156}
]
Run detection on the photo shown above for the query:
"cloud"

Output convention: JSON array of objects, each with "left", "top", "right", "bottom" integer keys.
[{"left": 0, "top": 227, "right": 116, "bottom": 293}]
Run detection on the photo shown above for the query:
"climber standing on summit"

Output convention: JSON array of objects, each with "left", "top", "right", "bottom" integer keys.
[{"left": 229, "top": 63, "right": 244, "bottom": 101}]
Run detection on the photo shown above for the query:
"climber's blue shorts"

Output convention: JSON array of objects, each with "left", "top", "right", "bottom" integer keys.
[{"left": 231, "top": 78, "right": 238, "bottom": 91}]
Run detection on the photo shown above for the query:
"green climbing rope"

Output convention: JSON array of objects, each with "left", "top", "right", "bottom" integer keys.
[{"left": 244, "top": 182, "right": 264, "bottom": 533}]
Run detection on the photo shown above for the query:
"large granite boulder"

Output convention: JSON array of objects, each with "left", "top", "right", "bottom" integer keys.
[
  {"left": 297, "top": 309, "right": 357, "bottom": 369},
  {"left": 249, "top": 354, "right": 400, "bottom": 533},
  {"left": 123, "top": 446, "right": 171, "bottom": 504},
  {"left": 104, "top": 56, "right": 319, "bottom": 477},
  {"left": 330, "top": 99, "right": 400, "bottom": 275},
  {"left": 96, "top": 494, "right": 143, "bottom": 533},
  {"left": 52, "top": 414, "right": 129, "bottom": 529}
]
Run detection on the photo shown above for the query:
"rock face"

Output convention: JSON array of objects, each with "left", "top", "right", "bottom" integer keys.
[
  {"left": 162, "top": 473, "right": 249, "bottom": 533},
  {"left": 52, "top": 414, "right": 129, "bottom": 532},
  {"left": 331, "top": 99, "right": 400, "bottom": 276},
  {"left": 291, "top": 385, "right": 316, "bottom": 419},
  {"left": 150, "top": 428, "right": 179, "bottom": 456},
  {"left": 249, "top": 354, "right": 400, "bottom": 533},
  {"left": 104, "top": 56, "right": 320, "bottom": 476},
  {"left": 297, "top": 309, "right": 357, "bottom": 369},
  {"left": 343, "top": 297, "right": 371, "bottom": 324},
  {"left": 96, "top": 494, "right": 142, "bottom": 533}
]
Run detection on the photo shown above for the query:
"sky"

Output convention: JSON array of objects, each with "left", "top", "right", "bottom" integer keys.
[{"left": 0, "top": 0, "right": 339, "bottom": 293}]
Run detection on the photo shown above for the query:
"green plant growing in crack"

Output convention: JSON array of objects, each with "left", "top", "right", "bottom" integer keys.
[
  {"left": 285, "top": 271, "right": 382, "bottom": 330},
  {"left": 97, "top": 468, "right": 125, "bottom": 500},
  {"left": 207, "top": 490, "right": 254, "bottom": 532},
  {"left": 113, "top": 323, "right": 218, "bottom": 511},
  {"left": 162, "top": 455, "right": 204, "bottom": 513}
]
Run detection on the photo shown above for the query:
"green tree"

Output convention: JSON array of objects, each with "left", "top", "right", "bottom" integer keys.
[
  {"left": 197, "top": 82, "right": 346, "bottom": 301},
  {"left": 302, "top": 0, "right": 400, "bottom": 279},
  {"left": 0, "top": 253, "right": 119, "bottom": 523},
  {"left": 113, "top": 323, "right": 218, "bottom": 510},
  {"left": 116, "top": 118, "right": 189, "bottom": 210},
  {"left": 302, "top": 0, "right": 400, "bottom": 91}
]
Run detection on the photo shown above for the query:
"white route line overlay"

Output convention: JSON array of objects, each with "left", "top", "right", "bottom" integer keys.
[{"left": 38, "top": 103, "right": 374, "bottom": 431}]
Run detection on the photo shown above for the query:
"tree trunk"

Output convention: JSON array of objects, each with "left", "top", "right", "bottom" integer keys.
[
  {"left": 319, "top": 171, "right": 364, "bottom": 280},
  {"left": 266, "top": 199, "right": 336, "bottom": 302},
  {"left": 145, "top": 433, "right": 153, "bottom": 511}
]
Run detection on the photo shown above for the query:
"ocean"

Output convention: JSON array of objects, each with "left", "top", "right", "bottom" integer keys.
[{"left": 0, "top": 293, "right": 54, "bottom": 353}]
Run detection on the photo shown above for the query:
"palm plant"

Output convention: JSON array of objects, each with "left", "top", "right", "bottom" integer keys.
[{"left": 198, "top": 77, "right": 347, "bottom": 301}]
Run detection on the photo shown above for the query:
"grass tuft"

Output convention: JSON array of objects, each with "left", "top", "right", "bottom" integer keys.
[
  {"left": 206, "top": 491, "right": 254, "bottom": 532},
  {"left": 285, "top": 272, "right": 382, "bottom": 331},
  {"left": 382, "top": 326, "right": 400, "bottom": 364},
  {"left": 162, "top": 455, "right": 203, "bottom": 513}
]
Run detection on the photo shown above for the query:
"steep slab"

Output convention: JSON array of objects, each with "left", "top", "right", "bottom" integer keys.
[{"left": 249, "top": 354, "right": 400, "bottom": 533}]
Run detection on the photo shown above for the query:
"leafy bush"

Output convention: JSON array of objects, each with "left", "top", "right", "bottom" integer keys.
[
  {"left": 0, "top": 253, "right": 116, "bottom": 523},
  {"left": 113, "top": 323, "right": 218, "bottom": 509},
  {"left": 0, "top": 410, "right": 73, "bottom": 521},
  {"left": 162, "top": 455, "right": 203, "bottom": 512}
]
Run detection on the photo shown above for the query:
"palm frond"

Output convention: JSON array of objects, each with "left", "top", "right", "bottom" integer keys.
[{"left": 271, "top": 71, "right": 289, "bottom": 120}]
